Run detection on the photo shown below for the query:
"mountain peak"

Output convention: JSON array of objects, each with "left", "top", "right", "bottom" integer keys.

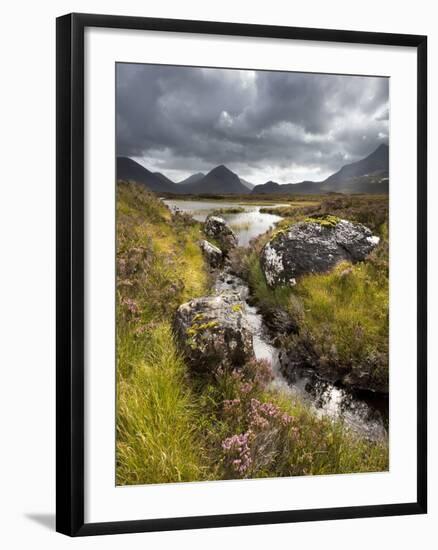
[
  {"left": 322, "top": 143, "right": 389, "bottom": 191},
  {"left": 192, "top": 164, "right": 249, "bottom": 194},
  {"left": 209, "top": 164, "right": 234, "bottom": 176},
  {"left": 117, "top": 157, "right": 176, "bottom": 192}
]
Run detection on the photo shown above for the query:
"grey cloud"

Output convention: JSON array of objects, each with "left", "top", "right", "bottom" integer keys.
[{"left": 116, "top": 63, "right": 389, "bottom": 184}]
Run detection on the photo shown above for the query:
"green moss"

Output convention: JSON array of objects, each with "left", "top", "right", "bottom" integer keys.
[
  {"left": 192, "top": 313, "right": 205, "bottom": 322},
  {"left": 186, "top": 320, "right": 219, "bottom": 337},
  {"left": 303, "top": 214, "right": 342, "bottom": 227}
]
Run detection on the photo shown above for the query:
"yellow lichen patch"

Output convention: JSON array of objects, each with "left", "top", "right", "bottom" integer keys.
[{"left": 303, "top": 214, "right": 341, "bottom": 227}]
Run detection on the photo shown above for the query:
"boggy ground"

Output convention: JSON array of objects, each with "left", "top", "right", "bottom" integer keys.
[{"left": 116, "top": 182, "right": 388, "bottom": 486}]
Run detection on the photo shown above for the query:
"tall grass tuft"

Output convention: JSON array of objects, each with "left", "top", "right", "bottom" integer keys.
[{"left": 116, "top": 323, "right": 207, "bottom": 485}]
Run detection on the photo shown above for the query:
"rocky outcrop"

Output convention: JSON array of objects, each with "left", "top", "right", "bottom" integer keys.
[
  {"left": 199, "top": 239, "right": 223, "bottom": 268},
  {"left": 260, "top": 217, "right": 380, "bottom": 287},
  {"left": 174, "top": 294, "right": 254, "bottom": 373},
  {"left": 204, "top": 216, "right": 238, "bottom": 254}
]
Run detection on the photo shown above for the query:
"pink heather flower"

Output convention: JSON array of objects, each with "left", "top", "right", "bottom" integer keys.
[
  {"left": 231, "top": 369, "right": 243, "bottom": 382},
  {"left": 122, "top": 297, "right": 140, "bottom": 315},
  {"left": 221, "top": 432, "right": 253, "bottom": 475},
  {"left": 223, "top": 399, "right": 241, "bottom": 413},
  {"left": 133, "top": 324, "right": 147, "bottom": 337},
  {"left": 247, "top": 398, "right": 295, "bottom": 431},
  {"left": 239, "top": 381, "right": 253, "bottom": 394}
]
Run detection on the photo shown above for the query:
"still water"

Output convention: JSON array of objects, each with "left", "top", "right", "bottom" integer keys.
[{"left": 163, "top": 199, "right": 283, "bottom": 246}]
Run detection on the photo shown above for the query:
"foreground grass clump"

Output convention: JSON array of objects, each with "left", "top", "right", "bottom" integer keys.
[
  {"left": 117, "top": 323, "right": 208, "bottom": 484},
  {"left": 292, "top": 253, "right": 388, "bottom": 388},
  {"left": 116, "top": 182, "right": 210, "bottom": 485}
]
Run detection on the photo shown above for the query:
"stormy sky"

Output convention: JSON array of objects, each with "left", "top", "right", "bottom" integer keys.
[{"left": 116, "top": 63, "right": 389, "bottom": 185}]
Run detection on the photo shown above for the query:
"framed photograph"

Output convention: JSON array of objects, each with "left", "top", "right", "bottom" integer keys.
[{"left": 56, "top": 13, "right": 427, "bottom": 536}]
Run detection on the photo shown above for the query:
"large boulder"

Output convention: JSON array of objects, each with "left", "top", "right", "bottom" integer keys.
[
  {"left": 174, "top": 294, "right": 254, "bottom": 372},
  {"left": 260, "top": 217, "right": 380, "bottom": 287},
  {"left": 204, "top": 216, "right": 237, "bottom": 254},
  {"left": 199, "top": 239, "right": 223, "bottom": 268}
]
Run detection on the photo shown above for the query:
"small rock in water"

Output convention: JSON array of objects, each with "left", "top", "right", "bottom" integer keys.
[
  {"left": 174, "top": 294, "right": 254, "bottom": 373},
  {"left": 204, "top": 216, "right": 238, "bottom": 255},
  {"left": 260, "top": 217, "right": 380, "bottom": 287}
]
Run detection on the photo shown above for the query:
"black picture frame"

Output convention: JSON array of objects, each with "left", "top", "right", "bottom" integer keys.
[{"left": 56, "top": 12, "right": 427, "bottom": 537}]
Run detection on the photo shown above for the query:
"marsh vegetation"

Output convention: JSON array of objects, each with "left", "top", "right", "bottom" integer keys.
[{"left": 116, "top": 182, "right": 389, "bottom": 485}]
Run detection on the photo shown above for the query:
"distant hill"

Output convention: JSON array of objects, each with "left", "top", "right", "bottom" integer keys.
[
  {"left": 252, "top": 181, "right": 281, "bottom": 194},
  {"left": 251, "top": 144, "right": 389, "bottom": 195},
  {"left": 323, "top": 144, "right": 389, "bottom": 192},
  {"left": 252, "top": 180, "right": 326, "bottom": 195},
  {"left": 117, "top": 157, "right": 176, "bottom": 193},
  {"left": 178, "top": 172, "right": 205, "bottom": 185},
  {"left": 117, "top": 159, "right": 249, "bottom": 194},
  {"left": 179, "top": 165, "right": 250, "bottom": 195}
]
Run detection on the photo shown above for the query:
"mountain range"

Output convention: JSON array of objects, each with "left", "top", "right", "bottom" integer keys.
[{"left": 117, "top": 144, "right": 389, "bottom": 195}]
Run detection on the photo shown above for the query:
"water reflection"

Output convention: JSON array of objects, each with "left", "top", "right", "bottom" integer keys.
[
  {"left": 284, "top": 369, "right": 388, "bottom": 440},
  {"left": 163, "top": 199, "right": 283, "bottom": 246}
]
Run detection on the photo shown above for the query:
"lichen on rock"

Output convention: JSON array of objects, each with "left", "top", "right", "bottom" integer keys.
[{"left": 174, "top": 293, "right": 254, "bottom": 373}]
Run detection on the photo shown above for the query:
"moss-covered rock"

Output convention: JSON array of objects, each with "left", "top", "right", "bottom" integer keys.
[{"left": 174, "top": 294, "right": 254, "bottom": 373}]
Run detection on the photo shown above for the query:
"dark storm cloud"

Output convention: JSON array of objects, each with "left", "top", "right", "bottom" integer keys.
[{"left": 116, "top": 63, "right": 389, "bottom": 184}]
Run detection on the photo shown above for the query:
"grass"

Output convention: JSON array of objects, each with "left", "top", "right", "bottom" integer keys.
[
  {"left": 117, "top": 323, "right": 208, "bottom": 484},
  {"left": 211, "top": 206, "right": 246, "bottom": 215},
  {"left": 116, "top": 182, "right": 210, "bottom": 485},
  {"left": 116, "top": 183, "right": 388, "bottom": 485}
]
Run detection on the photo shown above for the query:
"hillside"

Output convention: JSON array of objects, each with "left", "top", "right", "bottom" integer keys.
[
  {"left": 251, "top": 144, "right": 389, "bottom": 195},
  {"left": 178, "top": 172, "right": 205, "bottom": 185},
  {"left": 117, "top": 157, "right": 176, "bottom": 193},
  {"left": 240, "top": 177, "right": 255, "bottom": 190},
  {"left": 252, "top": 180, "right": 323, "bottom": 195},
  {"left": 323, "top": 144, "right": 389, "bottom": 190}
]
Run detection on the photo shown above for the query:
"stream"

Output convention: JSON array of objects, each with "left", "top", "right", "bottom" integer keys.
[{"left": 165, "top": 198, "right": 388, "bottom": 440}]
